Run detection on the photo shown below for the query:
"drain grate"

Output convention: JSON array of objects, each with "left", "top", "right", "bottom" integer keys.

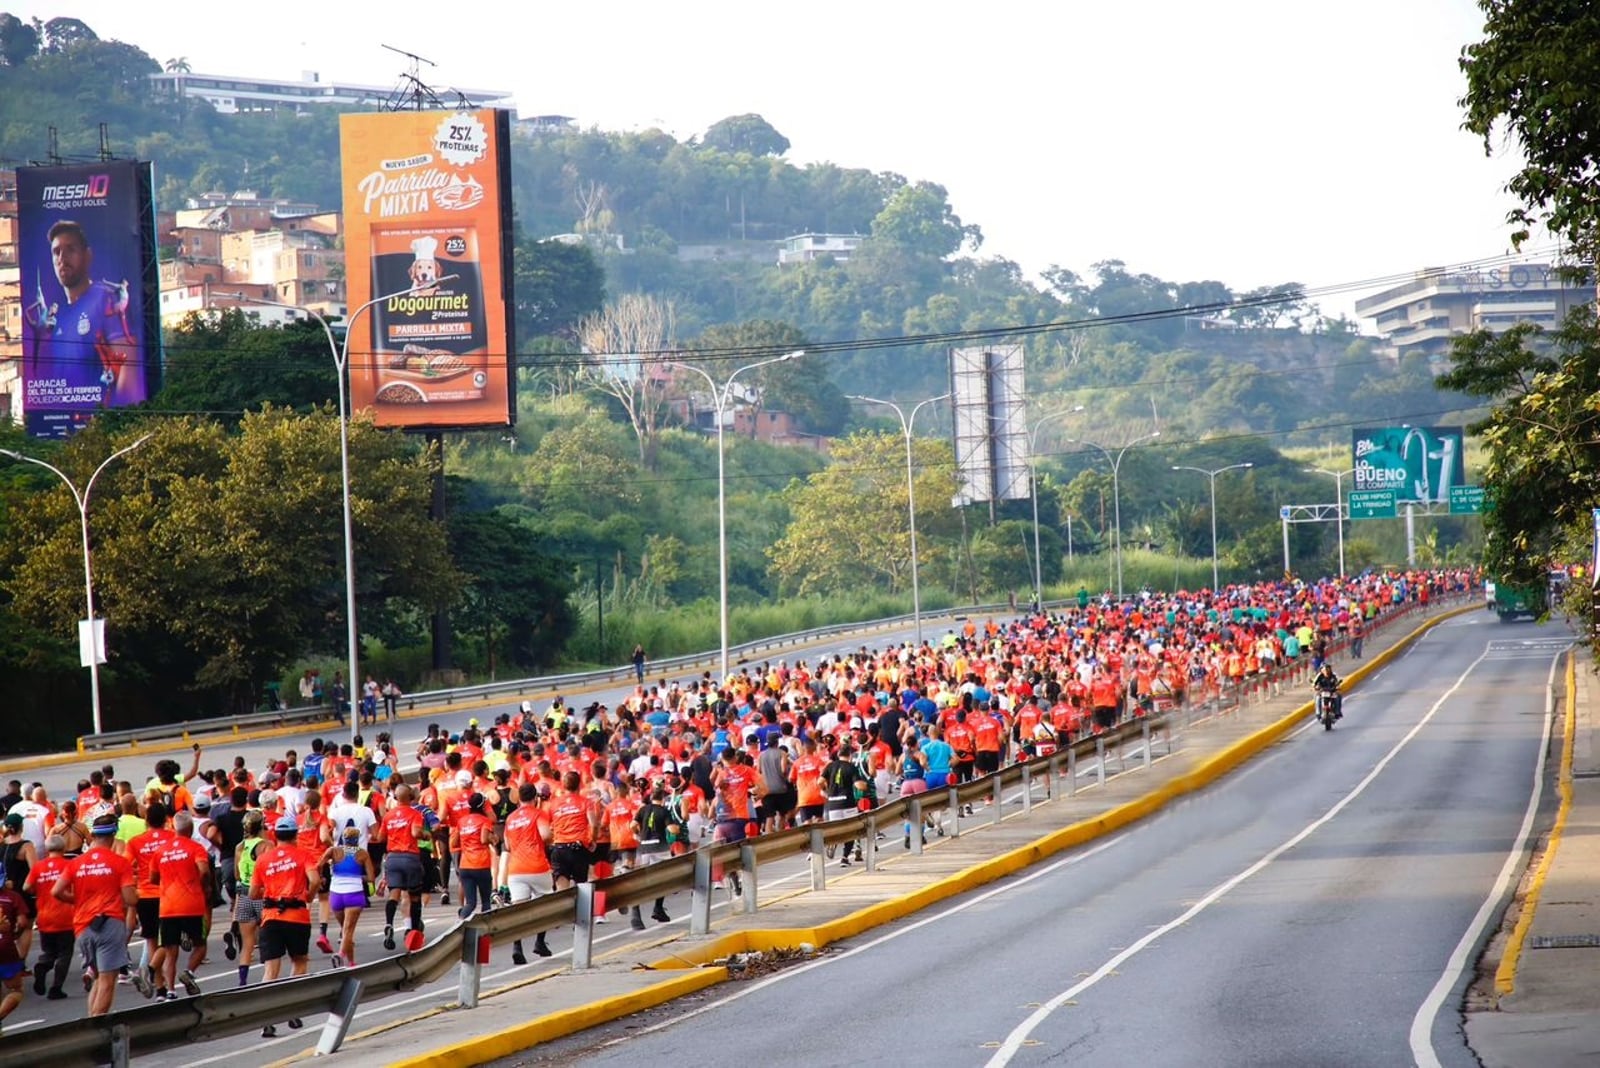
[{"left": 1528, "top": 934, "right": 1600, "bottom": 950}]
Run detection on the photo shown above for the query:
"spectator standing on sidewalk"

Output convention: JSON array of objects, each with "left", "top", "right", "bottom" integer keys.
[{"left": 632, "top": 644, "right": 647, "bottom": 685}]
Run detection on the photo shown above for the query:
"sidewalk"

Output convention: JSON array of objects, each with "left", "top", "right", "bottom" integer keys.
[
  {"left": 1467, "top": 650, "right": 1600, "bottom": 1068},
  {"left": 265, "top": 603, "right": 1466, "bottom": 1068}
]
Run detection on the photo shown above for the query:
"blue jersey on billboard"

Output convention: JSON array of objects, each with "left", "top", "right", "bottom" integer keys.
[{"left": 17, "top": 162, "right": 156, "bottom": 436}]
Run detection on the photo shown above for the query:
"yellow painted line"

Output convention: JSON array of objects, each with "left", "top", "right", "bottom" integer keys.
[
  {"left": 347, "top": 602, "right": 1473, "bottom": 1067},
  {"left": 385, "top": 967, "right": 728, "bottom": 1068},
  {"left": 1494, "top": 649, "right": 1576, "bottom": 997}
]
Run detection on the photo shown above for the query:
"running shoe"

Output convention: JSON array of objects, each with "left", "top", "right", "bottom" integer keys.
[
  {"left": 316, "top": 933, "right": 334, "bottom": 955},
  {"left": 382, "top": 924, "right": 395, "bottom": 951},
  {"left": 131, "top": 971, "right": 154, "bottom": 999},
  {"left": 179, "top": 970, "right": 201, "bottom": 996},
  {"left": 223, "top": 930, "right": 237, "bottom": 961}
]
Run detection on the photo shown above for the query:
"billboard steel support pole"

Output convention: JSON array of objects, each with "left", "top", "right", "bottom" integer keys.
[{"left": 0, "top": 435, "right": 150, "bottom": 738}]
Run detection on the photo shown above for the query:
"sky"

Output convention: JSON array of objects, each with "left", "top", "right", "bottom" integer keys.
[{"left": 11, "top": 0, "right": 1535, "bottom": 323}]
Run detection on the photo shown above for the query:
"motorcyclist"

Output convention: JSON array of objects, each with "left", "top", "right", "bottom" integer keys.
[{"left": 1312, "top": 663, "right": 1342, "bottom": 720}]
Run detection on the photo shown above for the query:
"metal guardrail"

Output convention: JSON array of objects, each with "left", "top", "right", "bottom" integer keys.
[
  {"left": 20, "top": 594, "right": 1459, "bottom": 1064},
  {"left": 76, "top": 599, "right": 1036, "bottom": 751}
]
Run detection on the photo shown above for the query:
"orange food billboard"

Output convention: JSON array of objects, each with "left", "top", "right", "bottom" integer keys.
[{"left": 339, "top": 109, "right": 515, "bottom": 429}]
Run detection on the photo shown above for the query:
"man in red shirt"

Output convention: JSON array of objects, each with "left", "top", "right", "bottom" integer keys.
[
  {"left": 152, "top": 812, "right": 211, "bottom": 999},
  {"left": 376, "top": 784, "right": 431, "bottom": 951},
  {"left": 51, "top": 813, "right": 137, "bottom": 1016},
  {"left": 23, "top": 834, "right": 76, "bottom": 1000},
  {"left": 125, "top": 800, "right": 174, "bottom": 998},
  {"left": 547, "top": 772, "right": 599, "bottom": 892},
  {"left": 249, "top": 815, "right": 320, "bottom": 1037}
]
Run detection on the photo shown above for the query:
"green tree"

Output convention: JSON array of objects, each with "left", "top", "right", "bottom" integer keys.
[
  {"left": 1436, "top": 311, "right": 1600, "bottom": 596},
  {"left": 449, "top": 506, "right": 575, "bottom": 672},
  {"left": 155, "top": 310, "right": 338, "bottom": 416},
  {"left": 0, "top": 13, "right": 38, "bottom": 65},
  {"left": 702, "top": 114, "right": 790, "bottom": 157},
  {"left": 870, "top": 181, "right": 981, "bottom": 260},
  {"left": 768, "top": 431, "right": 958, "bottom": 595},
  {"left": 689, "top": 320, "right": 847, "bottom": 435},
  {"left": 512, "top": 236, "right": 607, "bottom": 344},
  {"left": 1461, "top": 1, "right": 1600, "bottom": 263}
]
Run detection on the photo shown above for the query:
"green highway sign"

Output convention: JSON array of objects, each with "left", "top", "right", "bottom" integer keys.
[
  {"left": 1449, "top": 485, "right": 1486, "bottom": 515},
  {"left": 1349, "top": 488, "right": 1397, "bottom": 519}
]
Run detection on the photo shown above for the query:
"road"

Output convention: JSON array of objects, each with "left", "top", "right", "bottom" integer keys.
[
  {"left": 0, "top": 616, "right": 1013, "bottom": 1057},
  {"left": 511, "top": 615, "right": 1566, "bottom": 1068}
]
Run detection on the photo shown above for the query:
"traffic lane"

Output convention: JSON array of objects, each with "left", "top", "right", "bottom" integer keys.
[
  {"left": 1005, "top": 646, "right": 1549, "bottom": 1068},
  {"left": 513, "top": 620, "right": 1524, "bottom": 1066},
  {"left": 24, "top": 624, "right": 933, "bottom": 799}
]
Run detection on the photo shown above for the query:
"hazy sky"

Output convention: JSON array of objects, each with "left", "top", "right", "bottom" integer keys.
[{"left": 12, "top": 1, "right": 1533, "bottom": 321}]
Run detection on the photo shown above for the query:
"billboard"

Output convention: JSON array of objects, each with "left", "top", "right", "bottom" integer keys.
[
  {"left": 950, "top": 344, "right": 1028, "bottom": 504},
  {"left": 1351, "top": 426, "right": 1466, "bottom": 505},
  {"left": 339, "top": 109, "right": 515, "bottom": 429},
  {"left": 16, "top": 161, "right": 159, "bottom": 439}
]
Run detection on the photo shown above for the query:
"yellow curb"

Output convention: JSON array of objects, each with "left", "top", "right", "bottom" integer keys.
[
  {"left": 332, "top": 601, "right": 1474, "bottom": 1067},
  {"left": 385, "top": 967, "right": 729, "bottom": 1068},
  {"left": 1494, "top": 648, "right": 1577, "bottom": 997}
]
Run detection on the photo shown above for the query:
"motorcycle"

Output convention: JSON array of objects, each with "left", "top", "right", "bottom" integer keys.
[{"left": 1315, "top": 688, "right": 1341, "bottom": 731}]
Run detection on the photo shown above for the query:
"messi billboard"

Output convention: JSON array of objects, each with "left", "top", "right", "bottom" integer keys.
[
  {"left": 340, "top": 109, "right": 515, "bottom": 429},
  {"left": 16, "top": 161, "right": 159, "bottom": 439}
]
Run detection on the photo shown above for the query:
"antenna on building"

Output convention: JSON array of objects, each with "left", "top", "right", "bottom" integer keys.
[
  {"left": 380, "top": 43, "right": 447, "bottom": 111},
  {"left": 98, "top": 123, "right": 113, "bottom": 161},
  {"left": 46, "top": 126, "right": 62, "bottom": 166}
]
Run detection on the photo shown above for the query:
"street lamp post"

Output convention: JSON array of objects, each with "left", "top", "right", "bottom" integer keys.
[
  {"left": 1305, "top": 466, "right": 1354, "bottom": 578},
  {"left": 1, "top": 433, "right": 152, "bottom": 737},
  {"left": 235, "top": 279, "right": 454, "bottom": 744},
  {"left": 847, "top": 392, "right": 950, "bottom": 645},
  {"left": 1065, "top": 431, "right": 1160, "bottom": 598},
  {"left": 672, "top": 351, "right": 804, "bottom": 682},
  {"left": 1027, "top": 406, "right": 1085, "bottom": 610},
  {"left": 1171, "top": 462, "right": 1254, "bottom": 591}
]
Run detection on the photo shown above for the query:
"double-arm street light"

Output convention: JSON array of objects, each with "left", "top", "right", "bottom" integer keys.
[
  {"left": 235, "top": 278, "right": 455, "bottom": 743},
  {"left": 1305, "top": 466, "right": 1354, "bottom": 578},
  {"left": 0, "top": 433, "right": 152, "bottom": 736},
  {"left": 1065, "top": 430, "right": 1160, "bottom": 598},
  {"left": 847, "top": 392, "right": 949, "bottom": 646},
  {"left": 672, "top": 351, "right": 804, "bottom": 682},
  {"left": 1027, "top": 405, "right": 1085, "bottom": 610},
  {"left": 1171, "top": 462, "right": 1254, "bottom": 591}
]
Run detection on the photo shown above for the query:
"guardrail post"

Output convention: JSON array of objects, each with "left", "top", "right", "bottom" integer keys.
[
  {"left": 808, "top": 828, "right": 826, "bottom": 892},
  {"left": 739, "top": 843, "right": 758, "bottom": 914},
  {"left": 1068, "top": 744, "right": 1077, "bottom": 796},
  {"left": 572, "top": 883, "right": 597, "bottom": 970},
  {"left": 112, "top": 1024, "right": 132, "bottom": 1068},
  {"left": 691, "top": 849, "right": 714, "bottom": 935},
  {"left": 1094, "top": 736, "right": 1106, "bottom": 787},
  {"left": 458, "top": 921, "right": 489, "bottom": 1006},
  {"left": 1021, "top": 763, "right": 1033, "bottom": 815},
  {"left": 947, "top": 787, "right": 961, "bottom": 837},
  {"left": 909, "top": 798, "right": 924, "bottom": 854},
  {"left": 1046, "top": 751, "right": 1058, "bottom": 798},
  {"left": 316, "top": 976, "right": 364, "bottom": 1054},
  {"left": 992, "top": 775, "right": 1003, "bottom": 825},
  {"left": 864, "top": 813, "right": 878, "bottom": 873}
]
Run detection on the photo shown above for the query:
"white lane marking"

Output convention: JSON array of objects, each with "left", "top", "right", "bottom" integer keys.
[
  {"left": 1407, "top": 645, "right": 1566, "bottom": 1068},
  {"left": 581, "top": 832, "right": 1134, "bottom": 1051},
  {"left": 983, "top": 642, "right": 1493, "bottom": 1067}
]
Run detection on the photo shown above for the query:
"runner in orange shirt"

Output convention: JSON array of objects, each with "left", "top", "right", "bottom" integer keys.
[
  {"left": 151, "top": 812, "right": 210, "bottom": 999},
  {"left": 547, "top": 772, "right": 599, "bottom": 892},
  {"left": 249, "top": 815, "right": 320, "bottom": 1037},
  {"left": 501, "top": 784, "right": 553, "bottom": 964},
  {"left": 454, "top": 794, "right": 497, "bottom": 919},
  {"left": 50, "top": 813, "right": 137, "bottom": 1017},
  {"left": 22, "top": 834, "right": 75, "bottom": 1000},
  {"left": 789, "top": 739, "right": 827, "bottom": 825},
  {"left": 124, "top": 801, "right": 175, "bottom": 998}
]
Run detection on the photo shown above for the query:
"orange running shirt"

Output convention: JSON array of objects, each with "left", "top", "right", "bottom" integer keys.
[
  {"left": 549, "top": 793, "right": 594, "bottom": 847},
  {"left": 503, "top": 805, "right": 551, "bottom": 876},
  {"left": 61, "top": 846, "right": 134, "bottom": 936},
  {"left": 791, "top": 754, "right": 826, "bottom": 808},
  {"left": 382, "top": 805, "right": 425, "bottom": 855},
  {"left": 25, "top": 855, "right": 75, "bottom": 934},
  {"left": 456, "top": 812, "right": 494, "bottom": 871},
  {"left": 155, "top": 835, "right": 210, "bottom": 918},
  {"left": 606, "top": 796, "right": 640, "bottom": 850},
  {"left": 128, "top": 827, "right": 174, "bottom": 899},
  {"left": 717, "top": 765, "right": 755, "bottom": 821},
  {"left": 252, "top": 846, "right": 312, "bottom": 924}
]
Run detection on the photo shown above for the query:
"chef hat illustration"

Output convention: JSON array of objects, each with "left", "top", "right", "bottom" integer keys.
[{"left": 411, "top": 236, "right": 439, "bottom": 260}]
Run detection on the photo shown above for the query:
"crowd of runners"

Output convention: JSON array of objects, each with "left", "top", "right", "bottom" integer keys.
[{"left": 0, "top": 568, "right": 1476, "bottom": 1035}]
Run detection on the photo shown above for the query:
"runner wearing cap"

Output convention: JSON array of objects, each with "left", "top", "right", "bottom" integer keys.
[
  {"left": 316, "top": 825, "right": 374, "bottom": 967},
  {"left": 229, "top": 810, "right": 268, "bottom": 987},
  {"left": 249, "top": 814, "right": 319, "bottom": 1036},
  {"left": 50, "top": 812, "right": 136, "bottom": 1017}
]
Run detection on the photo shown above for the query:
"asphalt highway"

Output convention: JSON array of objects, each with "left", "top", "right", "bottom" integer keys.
[{"left": 515, "top": 614, "right": 1566, "bottom": 1068}]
